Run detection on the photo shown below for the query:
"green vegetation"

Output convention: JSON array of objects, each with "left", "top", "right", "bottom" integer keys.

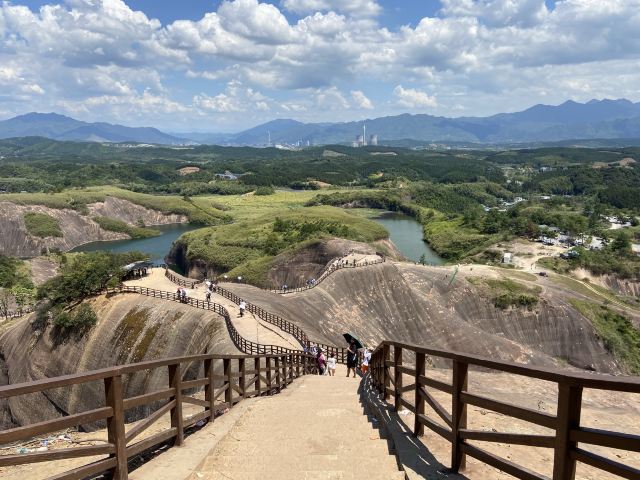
[
  {"left": 5, "top": 187, "right": 229, "bottom": 225},
  {"left": 53, "top": 303, "right": 98, "bottom": 331},
  {"left": 92, "top": 216, "right": 160, "bottom": 239},
  {"left": 570, "top": 300, "right": 640, "bottom": 374},
  {"left": 177, "top": 206, "right": 387, "bottom": 287},
  {"left": 0, "top": 255, "right": 32, "bottom": 289},
  {"left": 24, "top": 212, "right": 63, "bottom": 238},
  {"left": 254, "top": 186, "right": 275, "bottom": 196},
  {"left": 2, "top": 138, "right": 639, "bottom": 279},
  {"left": 484, "top": 278, "right": 541, "bottom": 310},
  {"left": 541, "top": 232, "right": 640, "bottom": 279},
  {"left": 36, "top": 251, "right": 146, "bottom": 333}
]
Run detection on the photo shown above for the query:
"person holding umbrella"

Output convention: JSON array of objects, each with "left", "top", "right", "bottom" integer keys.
[{"left": 343, "top": 333, "right": 362, "bottom": 378}]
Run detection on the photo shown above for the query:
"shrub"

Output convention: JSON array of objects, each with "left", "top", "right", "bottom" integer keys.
[
  {"left": 24, "top": 212, "right": 63, "bottom": 238},
  {"left": 92, "top": 216, "right": 160, "bottom": 239},
  {"left": 53, "top": 304, "right": 98, "bottom": 331},
  {"left": 254, "top": 186, "right": 275, "bottom": 196}
]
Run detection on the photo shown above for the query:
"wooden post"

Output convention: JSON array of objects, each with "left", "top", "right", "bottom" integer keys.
[
  {"left": 451, "top": 360, "right": 468, "bottom": 472},
  {"left": 414, "top": 352, "right": 426, "bottom": 436},
  {"left": 254, "top": 357, "right": 262, "bottom": 395},
  {"left": 168, "top": 363, "right": 184, "bottom": 446},
  {"left": 394, "top": 346, "right": 403, "bottom": 411},
  {"left": 553, "top": 384, "right": 583, "bottom": 480},
  {"left": 239, "top": 358, "right": 247, "bottom": 399},
  {"left": 383, "top": 343, "right": 391, "bottom": 399},
  {"left": 223, "top": 358, "right": 233, "bottom": 406},
  {"left": 104, "top": 375, "right": 127, "bottom": 480},
  {"left": 295, "top": 354, "right": 301, "bottom": 378},
  {"left": 204, "top": 358, "right": 215, "bottom": 422},
  {"left": 275, "top": 356, "right": 281, "bottom": 392},
  {"left": 266, "top": 357, "right": 273, "bottom": 395}
]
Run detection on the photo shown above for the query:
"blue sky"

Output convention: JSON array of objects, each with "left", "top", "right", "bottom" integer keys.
[{"left": 0, "top": 0, "right": 636, "bottom": 132}]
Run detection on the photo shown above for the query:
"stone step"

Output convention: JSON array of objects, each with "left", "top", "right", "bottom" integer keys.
[
  {"left": 189, "top": 471, "right": 406, "bottom": 480},
  {"left": 201, "top": 453, "right": 401, "bottom": 471},
  {"left": 206, "top": 438, "right": 392, "bottom": 457}
]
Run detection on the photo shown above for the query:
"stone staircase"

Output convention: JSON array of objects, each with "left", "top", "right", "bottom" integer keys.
[{"left": 187, "top": 365, "right": 405, "bottom": 480}]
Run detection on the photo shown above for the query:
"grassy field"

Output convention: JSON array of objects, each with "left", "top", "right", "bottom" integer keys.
[
  {"left": 24, "top": 212, "right": 63, "bottom": 238},
  {"left": 176, "top": 204, "right": 388, "bottom": 287}
]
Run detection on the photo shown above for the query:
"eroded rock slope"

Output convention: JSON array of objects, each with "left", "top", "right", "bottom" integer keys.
[
  {"left": 224, "top": 262, "right": 620, "bottom": 373},
  {"left": 0, "top": 197, "right": 187, "bottom": 257},
  {"left": 0, "top": 293, "right": 238, "bottom": 429}
]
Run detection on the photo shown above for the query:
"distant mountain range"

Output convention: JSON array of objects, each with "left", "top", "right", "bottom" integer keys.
[
  {"left": 1, "top": 99, "right": 640, "bottom": 146},
  {"left": 229, "top": 99, "right": 640, "bottom": 146},
  {"left": 0, "top": 112, "right": 188, "bottom": 144}
]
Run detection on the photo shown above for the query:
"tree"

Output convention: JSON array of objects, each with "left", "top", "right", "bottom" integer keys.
[
  {"left": 611, "top": 230, "right": 632, "bottom": 254},
  {"left": 11, "top": 285, "right": 35, "bottom": 311},
  {"left": 0, "top": 288, "right": 10, "bottom": 319}
]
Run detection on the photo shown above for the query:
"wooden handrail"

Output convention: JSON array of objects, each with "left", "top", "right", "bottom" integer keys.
[
  {"left": 162, "top": 267, "right": 350, "bottom": 361},
  {"left": 0, "top": 350, "right": 316, "bottom": 479},
  {"left": 368, "top": 340, "right": 640, "bottom": 480}
]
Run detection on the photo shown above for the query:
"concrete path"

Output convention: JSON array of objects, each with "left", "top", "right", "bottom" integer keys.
[
  {"left": 187, "top": 365, "right": 404, "bottom": 480},
  {"left": 125, "top": 269, "right": 301, "bottom": 350}
]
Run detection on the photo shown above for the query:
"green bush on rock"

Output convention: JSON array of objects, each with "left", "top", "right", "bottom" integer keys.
[{"left": 24, "top": 212, "right": 63, "bottom": 238}]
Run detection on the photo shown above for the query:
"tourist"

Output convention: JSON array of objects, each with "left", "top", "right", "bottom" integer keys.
[
  {"left": 205, "top": 278, "right": 211, "bottom": 290},
  {"left": 205, "top": 290, "right": 211, "bottom": 303},
  {"left": 327, "top": 353, "right": 337, "bottom": 376},
  {"left": 317, "top": 348, "right": 327, "bottom": 375},
  {"left": 361, "top": 348, "right": 371, "bottom": 374},
  {"left": 346, "top": 339, "right": 358, "bottom": 378},
  {"left": 239, "top": 300, "right": 246, "bottom": 317}
]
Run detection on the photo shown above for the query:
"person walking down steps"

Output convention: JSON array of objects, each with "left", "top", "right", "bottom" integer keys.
[
  {"left": 317, "top": 348, "right": 327, "bottom": 375},
  {"left": 346, "top": 339, "right": 358, "bottom": 378},
  {"left": 326, "top": 352, "right": 336, "bottom": 376},
  {"left": 239, "top": 300, "right": 246, "bottom": 317}
]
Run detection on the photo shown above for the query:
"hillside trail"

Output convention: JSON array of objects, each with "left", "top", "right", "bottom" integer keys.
[
  {"left": 187, "top": 364, "right": 407, "bottom": 480},
  {"left": 124, "top": 269, "right": 301, "bottom": 350}
]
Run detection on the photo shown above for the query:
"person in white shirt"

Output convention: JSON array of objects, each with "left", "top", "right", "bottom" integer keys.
[
  {"left": 326, "top": 353, "right": 337, "bottom": 376},
  {"left": 239, "top": 300, "right": 246, "bottom": 317},
  {"left": 361, "top": 348, "right": 371, "bottom": 374}
]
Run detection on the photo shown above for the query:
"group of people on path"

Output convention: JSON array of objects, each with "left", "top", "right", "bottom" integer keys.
[
  {"left": 175, "top": 287, "right": 189, "bottom": 303},
  {"left": 309, "top": 339, "right": 371, "bottom": 378}
]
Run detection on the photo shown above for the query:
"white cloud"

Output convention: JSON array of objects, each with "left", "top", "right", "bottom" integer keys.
[
  {"left": 351, "top": 90, "right": 373, "bottom": 109},
  {"left": 393, "top": 85, "right": 437, "bottom": 109},
  {"left": 313, "top": 87, "right": 350, "bottom": 110},
  {"left": 281, "top": 0, "right": 382, "bottom": 17},
  {"left": 1, "top": 0, "right": 640, "bottom": 128},
  {"left": 193, "top": 80, "right": 272, "bottom": 113}
]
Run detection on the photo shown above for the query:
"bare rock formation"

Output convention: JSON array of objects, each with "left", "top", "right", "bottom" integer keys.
[
  {"left": 87, "top": 196, "right": 186, "bottom": 226},
  {"left": 223, "top": 262, "right": 621, "bottom": 373},
  {"left": 0, "top": 293, "right": 238, "bottom": 429},
  {"left": 0, "top": 197, "right": 188, "bottom": 257}
]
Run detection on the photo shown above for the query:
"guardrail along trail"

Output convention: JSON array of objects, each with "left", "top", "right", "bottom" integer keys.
[{"left": 2, "top": 263, "right": 639, "bottom": 479}]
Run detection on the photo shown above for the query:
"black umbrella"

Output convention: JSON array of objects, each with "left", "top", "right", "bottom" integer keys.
[{"left": 343, "top": 332, "right": 363, "bottom": 350}]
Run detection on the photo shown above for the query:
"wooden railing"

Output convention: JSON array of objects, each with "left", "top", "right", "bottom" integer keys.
[
  {"left": 162, "top": 267, "right": 350, "bottom": 360},
  {"left": 269, "top": 255, "right": 386, "bottom": 294},
  {"left": 214, "top": 284, "right": 311, "bottom": 349},
  {"left": 0, "top": 350, "right": 315, "bottom": 479},
  {"left": 369, "top": 340, "right": 640, "bottom": 480},
  {"left": 163, "top": 268, "right": 197, "bottom": 289},
  {"left": 108, "top": 286, "right": 300, "bottom": 356}
]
